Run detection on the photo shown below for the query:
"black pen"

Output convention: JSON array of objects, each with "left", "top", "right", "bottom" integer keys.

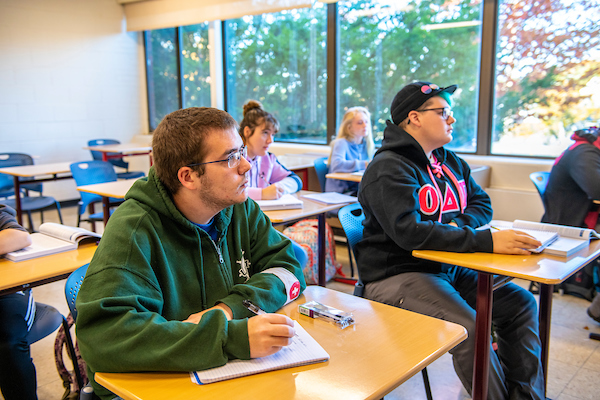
[{"left": 242, "top": 299, "right": 266, "bottom": 315}]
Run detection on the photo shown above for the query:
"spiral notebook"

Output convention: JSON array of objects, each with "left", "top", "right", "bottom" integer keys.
[{"left": 190, "top": 322, "right": 329, "bottom": 384}]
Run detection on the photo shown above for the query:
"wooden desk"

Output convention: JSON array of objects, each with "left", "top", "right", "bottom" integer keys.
[
  {"left": 83, "top": 143, "right": 153, "bottom": 164},
  {"left": 0, "top": 243, "right": 97, "bottom": 296},
  {"left": 265, "top": 191, "right": 354, "bottom": 286},
  {"left": 95, "top": 286, "right": 467, "bottom": 400},
  {"left": 0, "top": 162, "right": 73, "bottom": 225},
  {"left": 413, "top": 240, "right": 600, "bottom": 400},
  {"left": 325, "top": 171, "right": 363, "bottom": 183},
  {"left": 76, "top": 182, "right": 347, "bottom": 287}
]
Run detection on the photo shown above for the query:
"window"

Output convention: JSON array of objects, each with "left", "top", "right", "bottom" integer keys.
[
  {"left": 338, "top": 0, "right": 483, "bottom": 151},
  {"left": 224, "top": 5, "right": 328, "bottom": 143},
  {"left": 145, "top": 28, "right": 180, "bottom": 130},
  {"left": 181, "top": 24, "right": 211, "bottom": 108},
  {"left": 492, "top": 0, "right": 600, "bottom": 157}
]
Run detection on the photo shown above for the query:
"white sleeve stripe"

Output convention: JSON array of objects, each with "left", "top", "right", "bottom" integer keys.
[{"left": 261, "top": 267, "right": 301, "bottom": 305}]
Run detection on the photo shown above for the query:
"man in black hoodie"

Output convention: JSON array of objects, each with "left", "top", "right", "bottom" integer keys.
[{"left": 355, "top": 82, "right": 545, "bottom": 399}]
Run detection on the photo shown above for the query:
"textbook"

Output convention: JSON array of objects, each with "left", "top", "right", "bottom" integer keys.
[
  {"left": 256, "top": 194, "right": 303, "bottom": 211},
  {"left": 302, "top": 192, "right": 358, "bottom": 205},
  {"left": 4, "top": 223, "right": 101, "bottom": 262},
  {"left": 490, "top": 220, "right": 596, "bottom": 257},
  {"left": 190, "top": 322, "right": 329, "bottom": 384}
]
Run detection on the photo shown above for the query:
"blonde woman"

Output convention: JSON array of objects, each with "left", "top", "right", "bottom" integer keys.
[{"left": 325, "top": 107, "right": 375, "bottom": 194}]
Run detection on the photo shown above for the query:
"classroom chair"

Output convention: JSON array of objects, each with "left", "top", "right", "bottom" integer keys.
[
  {"left": 87, "top": 139, "right": 145, "bottom": 180},
  {"left": 529, "top": 171, "right": 550, "bottom": 210},
  {"left": 313, "top": 157, "right": 328, "bottom": 192},
  {"left": 0, "top": 153, "right": 63, "bottom": 231},
  {"left": 26, "top": 302, "right": 84, "bottom": 395},
  {"left": 70, "top": 161, "right": 124, "bottom": 232},
  {"left": 337, "top": 203, "right": 433, "bottom": 400}
]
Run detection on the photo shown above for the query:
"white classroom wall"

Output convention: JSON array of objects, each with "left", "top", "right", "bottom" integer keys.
[{"left": 0, "top": 0, "right": 148, "bottom": 202}]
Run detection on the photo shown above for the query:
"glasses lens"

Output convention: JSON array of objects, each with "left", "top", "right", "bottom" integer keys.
[{"left": 228, "top": 146, "right": 246, "bottom": 168}]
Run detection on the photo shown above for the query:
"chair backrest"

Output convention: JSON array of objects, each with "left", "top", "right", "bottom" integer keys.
[
  {"left": 27, "top": 303, "right": 64, "bottom": 345},
  {"left": 338, "top": 203, "right": 366, "bottom": 296},
  {"left": 88, "top": 139, "right": 128, "bottom": 170},
  {"left": 313, "top": 157, "right": 329, "bottom": 192},
  {"left": 70, "top": 161, "right": 119, "bottom": 213},
  {"left": 65, "top": 264, "right": 90, "bottom": 321},
  {"left": 529, "top": 171, "right": 550, "bottom": 199},
  {"left": 0, "top": 153, "right": 41, "bottom": 194}
]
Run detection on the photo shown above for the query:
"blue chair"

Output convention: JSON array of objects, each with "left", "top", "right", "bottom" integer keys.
[
  {"left": 313, "top": 157, "right": 329, "bottom": 192},
  {"left": 529, "top": 171, "right": 550, "bottom": 207},
  {"left": 0, "top": 153, "right": 63, "bottom": 231},
  {"left": 88, "top": 139, "right": 145, "bottom": 180},
  {"left": 70, "top": 161, "right": 123, "bottom": 232},
  {"left": 26, "top": 302, "right": 83, "bottom": 393},
  {"left": 337, "top": 203, "right": 433, "bottom": 400}
]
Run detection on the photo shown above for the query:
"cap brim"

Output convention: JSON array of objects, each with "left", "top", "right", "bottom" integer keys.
[{"left": 438, "top": 85, "right": 458, "bottom": 95}]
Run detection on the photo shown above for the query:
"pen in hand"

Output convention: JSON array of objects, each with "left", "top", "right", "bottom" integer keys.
[
  {"left": 242, "top": 299, "right": 266, "bottom": 315},
  {"left": 243, "top": 299, "right": 298, "bottom": 339}
]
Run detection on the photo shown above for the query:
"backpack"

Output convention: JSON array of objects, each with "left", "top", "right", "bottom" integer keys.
[
  {"left": 54, "top": 313, "right": 88, "bottom": 400},
  {"left": 559, "top": 260, "right": 599, "bottom": 302},
  {"left": 283, "top": 219, "right": 344, "bottom": 284}
]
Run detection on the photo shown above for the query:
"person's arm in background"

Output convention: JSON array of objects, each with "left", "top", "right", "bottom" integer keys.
[
  {"left": 329, "top": 140, "right": 368, "bottom": 173},
  {"left": 0, "top": 204, "right": 31, "bottom": 254}
]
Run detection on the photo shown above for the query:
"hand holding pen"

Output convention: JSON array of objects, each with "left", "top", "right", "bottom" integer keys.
[{"left": 243, "top": 299, "right": 297, "bottom": 358}]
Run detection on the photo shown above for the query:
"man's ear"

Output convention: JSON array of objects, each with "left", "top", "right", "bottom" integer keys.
[
  {"left": 407, "top": 110, "right": 422, "bottom": 128},
  {"left": 177, "top": 167, "right": 200, "bottom": 191}
]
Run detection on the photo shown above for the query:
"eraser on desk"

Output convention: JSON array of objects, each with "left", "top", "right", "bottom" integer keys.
[{"left": 298, "top": 301, "right": 355, "bottom": 329}]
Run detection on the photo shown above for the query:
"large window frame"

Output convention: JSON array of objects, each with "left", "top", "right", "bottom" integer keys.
[{"left": 143, "top": 0, "right": 594, "bottom": 159}]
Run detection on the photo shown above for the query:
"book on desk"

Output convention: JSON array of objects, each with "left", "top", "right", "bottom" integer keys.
[
  {"left": 490, "top": 220, "right": 598, "bottom": 257},
  {"left": 190, "top": 322, "right": 329, "bottom": 384},
  {"left": 301, "top": 192, "right": 358, "bottom": 205},
  {"left": 255, "top": 194, "right": 304, "bottom": 211},
  {"left": 4, "top": 223, "right": 101, "bottom": 262}
]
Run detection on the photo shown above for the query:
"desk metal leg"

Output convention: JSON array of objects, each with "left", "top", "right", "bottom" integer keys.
[
  {"left": 102, "top": 196, "right": 110, "bottom": 226},
  {"left": 472, "top": 272, "right": 493, "bottom": 400},
  {"left": 539, "top": 283, "right": 553, "bottom": 395},
  {"left": 317, "top": 213, "right": 326, "bottom": 287},
  {"left": 13, "top": 176, "right": 23, "bottom": 225}
]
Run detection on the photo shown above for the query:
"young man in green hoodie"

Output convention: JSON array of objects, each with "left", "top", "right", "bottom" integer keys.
[
  {"left": 76, "top": 107, "right": 306, "bottom": 399},
  {"left": 356, "top": 82, "right": 545, "bottom": 399}
]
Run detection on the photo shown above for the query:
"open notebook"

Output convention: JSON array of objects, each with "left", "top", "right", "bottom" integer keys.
[{"left": 190, "top": 322, "right": 329, "bottom": 384}]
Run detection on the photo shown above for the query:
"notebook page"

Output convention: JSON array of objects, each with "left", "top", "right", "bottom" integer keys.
[{"left": 191, "top": 322, "right": 329, "bottom": 384}]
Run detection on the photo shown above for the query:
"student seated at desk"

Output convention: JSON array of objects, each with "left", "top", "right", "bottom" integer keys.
[
  {"left": 355, "top": 82, "right": 545, "bottom": 399},
  {"left": 239, "top": 100, "right": 302, "bottom": 200},
  {"left": 542, "top": 126, "right": 600, "bottom": 322},
  {"left": 75, "top": 107, "right": 306, "bottom": 400},
  {"left": 325, "top": 106, "right": 375, "bottom": 195},
  {"left": 0, "top": 204, "right": 35, "bottom": 400}
]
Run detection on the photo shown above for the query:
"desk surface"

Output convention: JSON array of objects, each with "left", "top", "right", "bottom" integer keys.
[
  {"left": 325, "top": 172, "right": 363, "bottom": 183},
  {"left": 95, "top": 286, "right": 466, "bottom": 400},
  {"left": 278, "top": 154, "right": 322, "bottom": 171},
  {"left": 76, "top": 184, "right": 348, "bottom": 223},
  {"left": 0, "top": 162, "right": 72, "bottom": 178},
  {"left": 263, "top": 191, "right": 351, "bottom": 223},
  {"left": 77, "top": 179, "right": 137, "bottom": 199},
  {"left": 413, "top": 239, "right": 600, "bottom": 284},
  {"left": 83, "top": 143, "right": 152, "bottom": 154},
  {"left": 0, "top": 243, "right": 97, "bottom": 295}
]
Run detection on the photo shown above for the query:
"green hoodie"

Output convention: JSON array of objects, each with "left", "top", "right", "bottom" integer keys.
[{"left": 76, "top": 168, "right": 306, "bottom": 399}]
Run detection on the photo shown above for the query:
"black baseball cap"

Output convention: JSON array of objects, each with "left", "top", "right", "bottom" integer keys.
[{"left": 390, "top": 81, "right": 458, "bottom": 125}]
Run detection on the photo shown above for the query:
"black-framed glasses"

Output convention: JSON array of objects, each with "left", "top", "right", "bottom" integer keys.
[
  {"left": 185, "top": 145, "right": 247, "bottom": 169},
  {"left": 416, "top": 107, "right": 453, "bottom": 120}
]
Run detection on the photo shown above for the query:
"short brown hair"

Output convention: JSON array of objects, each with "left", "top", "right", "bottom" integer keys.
[
  {"left": 152, "top": 107, "right": 239, "bottom": 195},
  {"left": 238, "top": 100, "right": 279, "bottom": 143}
]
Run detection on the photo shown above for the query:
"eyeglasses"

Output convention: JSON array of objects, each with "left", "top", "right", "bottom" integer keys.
[
  {"left": 416, "top": 107, "right": 453, "bottom": 120},
  {"left": 185, "top": 145, "right": 247, "bottom": 169}
]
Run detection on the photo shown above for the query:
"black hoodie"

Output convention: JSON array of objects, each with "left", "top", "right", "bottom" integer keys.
[{"left": 355, "top": 121, "right": 493, "bottom": 284}]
